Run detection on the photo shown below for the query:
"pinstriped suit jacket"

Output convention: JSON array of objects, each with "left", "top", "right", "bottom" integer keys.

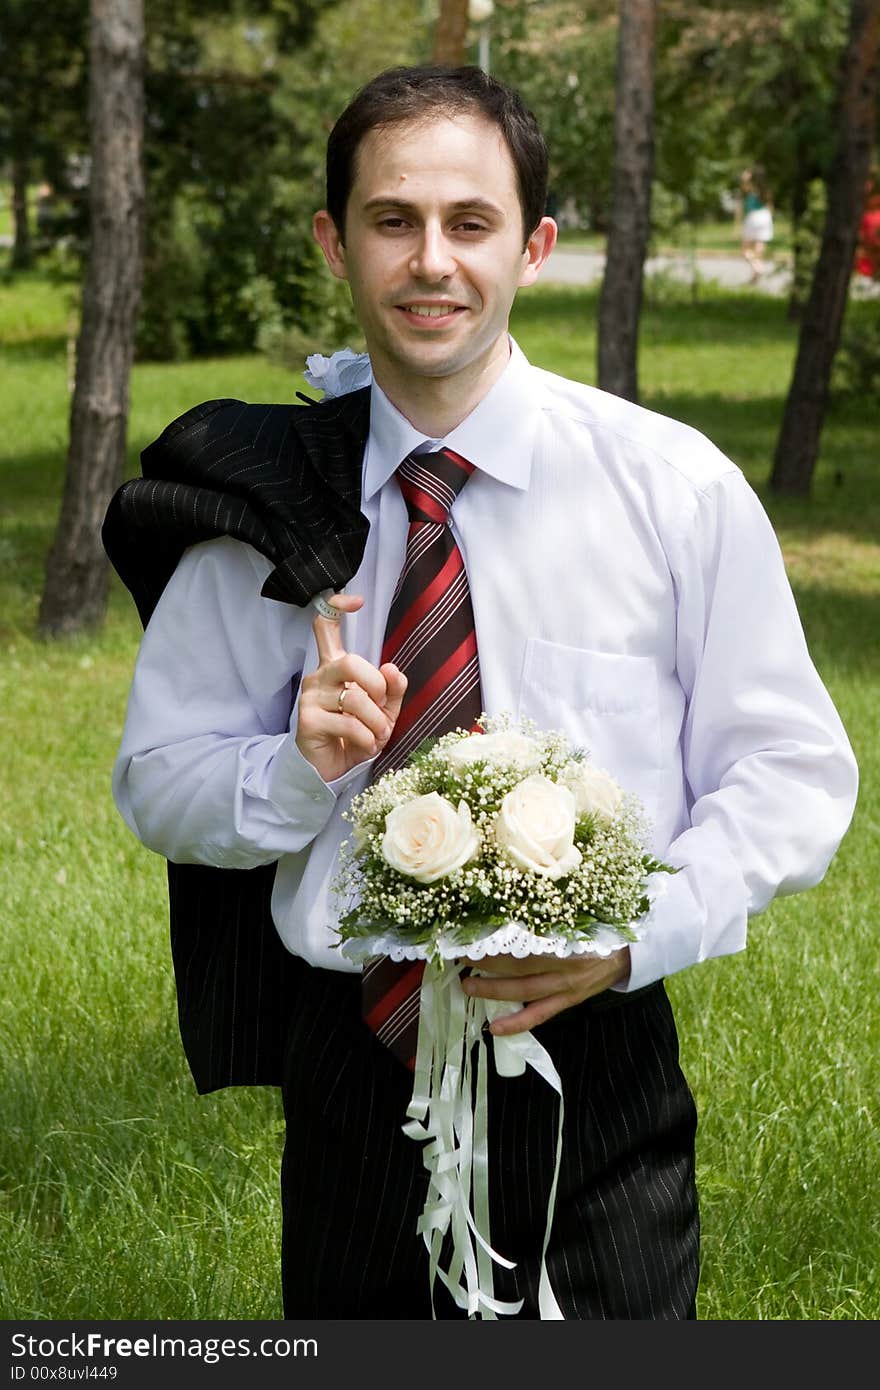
[{"left": 102, "top": 387, "right": 372, "bottom": 1094}]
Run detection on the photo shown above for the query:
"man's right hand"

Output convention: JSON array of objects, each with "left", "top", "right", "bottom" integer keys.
[{"left": 294, "top": 593, "right": 408, "bottom": 783}]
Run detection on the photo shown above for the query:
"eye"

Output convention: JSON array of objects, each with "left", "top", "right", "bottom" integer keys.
[{"left": 455, "top": 220, "right": 488, "bottom": 234}]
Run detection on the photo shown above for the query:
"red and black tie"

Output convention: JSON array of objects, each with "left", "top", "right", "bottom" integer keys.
[{"left": 361, "top": 447, "right": 483, "bottom": 1068}]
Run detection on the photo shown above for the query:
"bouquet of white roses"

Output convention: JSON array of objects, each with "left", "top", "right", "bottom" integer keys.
[
  {"left": 331, "top": 712, "right": 675, "bottom": 1321},
  {"left": 333, "top": 711, "right": 672, "bottom": 962}
]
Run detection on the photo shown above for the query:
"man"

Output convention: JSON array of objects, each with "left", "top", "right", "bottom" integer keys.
[{"left": 108, "top": 65, "right": 858, "bottom": 1320}]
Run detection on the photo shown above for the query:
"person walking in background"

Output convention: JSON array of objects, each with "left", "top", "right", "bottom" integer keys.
[{"left": 738, "top": 166, "right": 774, "bottom": 283}]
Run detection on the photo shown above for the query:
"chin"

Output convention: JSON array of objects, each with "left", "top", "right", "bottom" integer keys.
[{"left": 397, "top": 334, "right": 496, "bottom": 377}]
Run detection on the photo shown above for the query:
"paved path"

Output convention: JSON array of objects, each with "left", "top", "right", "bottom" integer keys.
[{"left": 542, "top": 246, "right": 793, "bottom": 295}]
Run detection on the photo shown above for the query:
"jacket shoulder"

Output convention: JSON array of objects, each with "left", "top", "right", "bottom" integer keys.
[
  {"left": 151, "top": 397, "right": 244, "bottom": 443},
  {"left": 141, "top": 399, "right": 291, "bottom": 478},
  {"left": 141, "top": 390, "right": 370, "bottom": 481}
]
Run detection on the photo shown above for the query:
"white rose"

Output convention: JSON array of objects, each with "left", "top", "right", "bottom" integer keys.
[
  {"left": 447, "top": 730, "right": 542, "bottom": 775},
  {"left": 303, "top": 348, "right": 372, "bottom": 398},
  {"left": 493, "top": 775, "right": 582, "bottom": 880},
  {"left": 560, "top": 762, "right": 624, "bottom": 820},
  {"left": 381, "top": 793, "right": 481, "bottom": 884}
]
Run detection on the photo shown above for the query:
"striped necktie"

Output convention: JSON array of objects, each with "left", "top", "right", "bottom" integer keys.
[{"left": 362, "top": 447, "right": 483, "bottom": 1068}]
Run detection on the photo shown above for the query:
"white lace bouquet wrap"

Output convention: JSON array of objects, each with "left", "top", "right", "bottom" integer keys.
[{"left": 332, "top": 713, "right": 675, "bottom": 1319}]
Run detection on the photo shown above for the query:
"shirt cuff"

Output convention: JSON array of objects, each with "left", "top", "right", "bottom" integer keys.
[
  {"left": 266, "top": 735, "right": 375, "bottom": 830},
  {"left": 612, "top": 857, "right": 749, "bottom": 992}
]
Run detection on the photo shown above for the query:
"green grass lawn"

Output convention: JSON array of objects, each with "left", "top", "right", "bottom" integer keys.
[{"left": 1, "top": 271, "right": 877, "bottom": 1320}]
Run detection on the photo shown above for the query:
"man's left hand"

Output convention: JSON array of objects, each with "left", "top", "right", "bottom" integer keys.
[{"left": 459, "top": 947, "right": 631, "bottom": 1036}]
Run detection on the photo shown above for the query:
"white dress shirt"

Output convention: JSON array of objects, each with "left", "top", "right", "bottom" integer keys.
[{"left": 112, "top": 340, "right": 859, "bottom": 989}]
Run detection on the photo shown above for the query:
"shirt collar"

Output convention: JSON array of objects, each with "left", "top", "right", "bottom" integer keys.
[{"left": 362, "top": 338, "right": 536, "bottom": 501}]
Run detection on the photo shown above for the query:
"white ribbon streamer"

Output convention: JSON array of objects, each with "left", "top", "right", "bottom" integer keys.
[{"left": 402, "top": 959, "right": 565, "bottom": 1320}]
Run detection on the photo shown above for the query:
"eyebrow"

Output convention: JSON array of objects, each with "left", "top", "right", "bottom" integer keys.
[{"left": 361, "top": 196, "right": 505, "bottom": 218}]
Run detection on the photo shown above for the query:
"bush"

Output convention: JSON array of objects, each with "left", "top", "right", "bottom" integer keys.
[
  {"left": 833, "top": 297, "right": 880, "bottom": 399},
  {"left": 134, "top": 173, "right": 359, "bottom": 363},
  {"left": 245, "top": 244, "right": 363, "bottom": 374}
]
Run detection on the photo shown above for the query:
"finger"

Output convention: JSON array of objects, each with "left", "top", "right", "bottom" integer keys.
[
  {"left": 489, "top": 994, "right": 569, "bottom": 1035},
  {"left": 319, "top": 680, "right": 394, "bottom": 745},
  {"left": 318, "top": 652, "right": 397, "bottom": 707},
  {"left": 461, "top": 955, "right": 559, "bottom": 978},
  {"left": 461, "top": 971, "right": 566, "bottom": 1002},
  {"left": 312, "top": 592, "right": 364, "bottom": 666},
  {"left": 306, "top": 708, "right": 382, "bottom": 757},
  {"left": 378, "top": 661, "right": 408, "bottom": 717}
]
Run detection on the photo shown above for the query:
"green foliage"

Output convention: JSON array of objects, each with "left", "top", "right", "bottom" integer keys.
[
  {"left": 659, "top": 0, "right": 851, "bottom": 214},
  {"left": 0, "top": 0, "right": 88, "bottom": 270},
  {"left": 833, "top": 297, "right": 880, "bottom": 400},
  {"left": 492, "top": 4, "right": 617, "bottom": 230},
  {"left": 135, "top": 189, "right": 209, "bottom": 362},
  {"left": 137, "top": 9, "right": 319, "bottom": 360},
  {"left": 496, "top": 0, "right": 855, "bottom": 244},
  {"left": 134, "top": 0, "right": 423, "bottom": 360},
  {"left": 649, "top": 182, "right": 689, "bottom": 245},
  {"left": 250, "top": 246, "right": 365, "bottom": 371},
  {"left": 135, "top": 172, "right": 359, "bottom": 362},
  {"left": 0, "top": 1, "right": 88, "bottom": 165}
]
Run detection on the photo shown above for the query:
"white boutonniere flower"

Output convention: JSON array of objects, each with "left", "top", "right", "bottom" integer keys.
[{"left": 303, "top": 348, "right": 372, "bottom": 398}]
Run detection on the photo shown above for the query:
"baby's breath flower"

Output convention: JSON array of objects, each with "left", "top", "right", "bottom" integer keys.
[{"left": 330, "top": 712, "right": 675, "bottom": 952}]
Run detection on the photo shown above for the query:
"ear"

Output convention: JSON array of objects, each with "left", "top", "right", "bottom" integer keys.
[
  {"left": 518, "top": 216, "right": 558, "bottom": 288},
  {"left": 313, "top": 210, "right": 348, "bottom": 281}
]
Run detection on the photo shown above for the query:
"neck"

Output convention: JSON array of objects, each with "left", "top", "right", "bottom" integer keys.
[{"left": 373, "top": 340, "right": 511, "bottom": 439}]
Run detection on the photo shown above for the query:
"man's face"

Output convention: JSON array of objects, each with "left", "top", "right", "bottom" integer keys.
[{"left": 313, "top": 113, "right": 555, "bottom": 406}]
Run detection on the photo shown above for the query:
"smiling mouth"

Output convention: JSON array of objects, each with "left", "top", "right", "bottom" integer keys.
[{"left": 396, "top": 304, "right": 466, "bottom": 321}]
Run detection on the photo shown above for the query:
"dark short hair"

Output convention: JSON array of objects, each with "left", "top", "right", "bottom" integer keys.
[{"left": 325, "top": 65, "right": 548, "bottom": 245}]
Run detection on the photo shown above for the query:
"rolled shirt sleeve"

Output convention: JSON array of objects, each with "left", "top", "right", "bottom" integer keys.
[{"left": 623, "top": 468, "right": 859, "bottom": 990}]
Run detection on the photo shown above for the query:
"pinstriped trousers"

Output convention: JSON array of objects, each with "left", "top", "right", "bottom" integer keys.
[{"left": 280, "top": 967, "right": 699, "bottom": 1319}]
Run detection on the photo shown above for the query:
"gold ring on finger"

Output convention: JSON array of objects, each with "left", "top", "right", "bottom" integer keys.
[{"left": 337, "top": 680, "right": 353, "bottom": 713}]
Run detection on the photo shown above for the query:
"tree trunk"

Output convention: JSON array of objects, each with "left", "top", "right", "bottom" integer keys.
[
  {"left": 770, "top": 0, "right": 880, "bottom": 497},
  {"left": 39, "top": 0, "right": 145, "bottom": 636},
  {"left": 597, "top": 0, "right": 657, "bottom": 403},
  {"left": 787, "top": 145, "right": 811, "bottom": 323},
  {"left": 10, "top": 147, "right": 32, "bottom": 270},
  {"left": 433, "top": 0, "right": 470, "bottom": 66}
]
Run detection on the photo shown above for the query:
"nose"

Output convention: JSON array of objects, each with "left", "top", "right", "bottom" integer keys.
[{"left": 409, "top": 223, "right": 456, "bottom": 281}]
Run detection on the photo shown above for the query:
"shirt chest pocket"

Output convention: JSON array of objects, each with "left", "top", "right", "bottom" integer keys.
[{"left": 517, "top": 639, "right": 661, "bottom": 825}]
